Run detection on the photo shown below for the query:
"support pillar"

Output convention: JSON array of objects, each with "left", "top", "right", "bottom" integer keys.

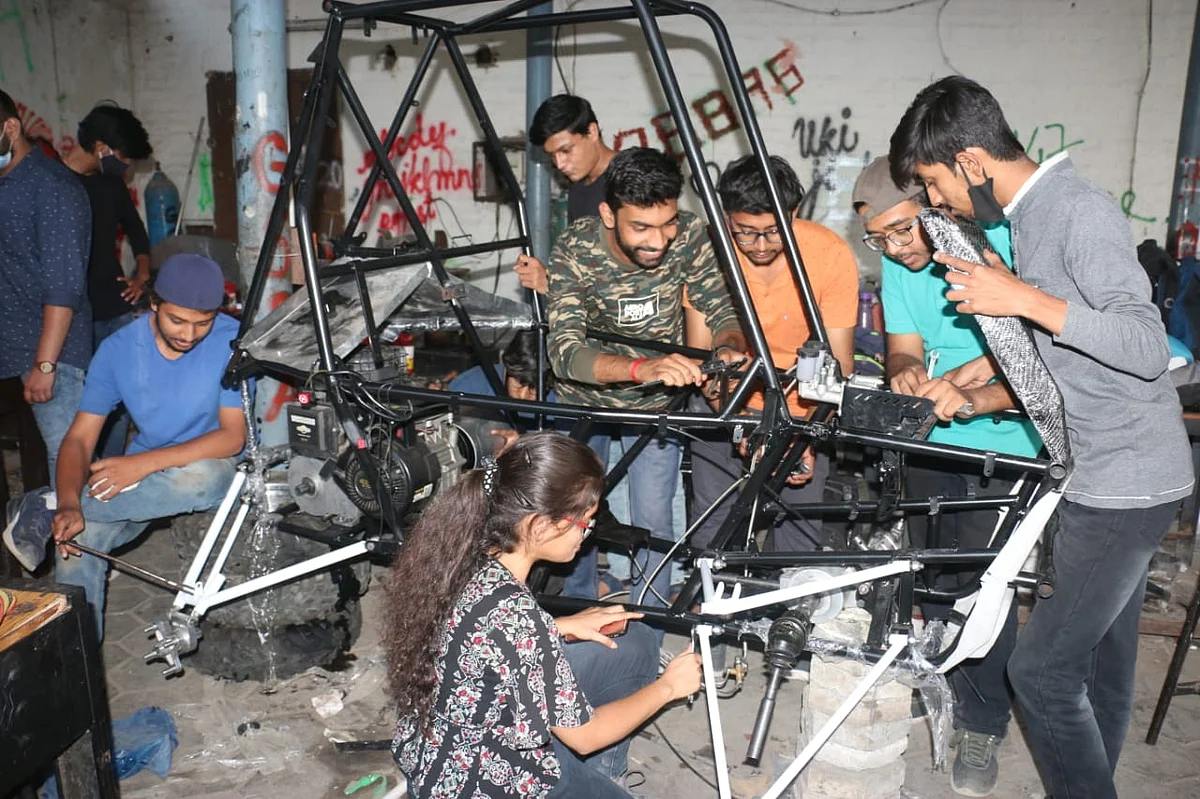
[
  {"left": 231, "top": 0, "right": 291, "bottom": 446},
  {"left": 1167, "top": 1, "right": 1200, "bottom": 252},
  {"left": 524, "top": 3, "right": 553, "bottom": 265}
]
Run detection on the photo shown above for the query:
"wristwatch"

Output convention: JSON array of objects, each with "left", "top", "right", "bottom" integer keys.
[
  {"left": 956, "top": 401, "right": 977, "bottom": 418},
  {"left": 35, "top": 361, "right": 56, "bottom": 374}
]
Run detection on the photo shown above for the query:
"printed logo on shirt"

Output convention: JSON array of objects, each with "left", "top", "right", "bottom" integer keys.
[{"left": 617, "top": 293, "right": 660, "bottom": 326}]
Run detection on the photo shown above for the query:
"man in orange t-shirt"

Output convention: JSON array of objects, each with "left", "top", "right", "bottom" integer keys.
[{"left": 687, "top": 155, "right": 858, "bottom": 552}]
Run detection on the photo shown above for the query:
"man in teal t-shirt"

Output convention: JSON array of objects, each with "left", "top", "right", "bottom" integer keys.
[{"left": 853, "top": 156, "right": 1041, "bottom": 798}]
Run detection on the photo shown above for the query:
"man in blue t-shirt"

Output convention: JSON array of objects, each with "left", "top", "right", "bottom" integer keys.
[
  {"left": 853, "top": 156, "right": 1041, "bottom": 798},
  {"left": 2, "top": 254, "right": 246, "bottom": 638}
]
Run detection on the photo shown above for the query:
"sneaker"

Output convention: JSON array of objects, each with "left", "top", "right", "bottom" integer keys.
[
  {"left": 950, "top": 730, "right": 1001, "bottom": 797},
  {"left": 3, "top": 489, "right": 55, "bottom": 572}
]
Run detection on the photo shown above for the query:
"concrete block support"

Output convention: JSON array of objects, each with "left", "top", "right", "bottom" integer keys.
[{"left": 799, "top": 608, "right": 910, "bottom": 799}]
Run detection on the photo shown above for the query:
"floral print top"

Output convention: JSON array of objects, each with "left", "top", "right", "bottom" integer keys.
[{"left": 393, "top": 559, "right": 593, "bottom": 798}]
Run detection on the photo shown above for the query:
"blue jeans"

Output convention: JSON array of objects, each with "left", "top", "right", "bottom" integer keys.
[
  {"left": 27, "top": 363, "right": 87, "bottom": 490},
  {"left": 548, "top": 621, "right": 658, "bottom": 797},
  {"left": 688, "top": 418, "right": 830, "bottom": 552},
  {"left": 54, "top": 457, "right": 238, "bottom": 638},
  {"left": 600, "top": 440, "right": 687, "bottom": 586},
  {"left": 562, "top": 428, "right": 681, "bottom": 612},
  {"left": 93, "top": 312, "right": 136, "bottom": 459},
  {"left": 1007, "top": 499, "right": 1180, "bottom": 799},
  {"left": 907, "top": 463, "right": 1017, "bottom": 738}
]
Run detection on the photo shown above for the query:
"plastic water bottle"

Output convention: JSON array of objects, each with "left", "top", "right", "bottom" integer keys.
[
  {"left": 857, "top": 290, "right": 877, "bottom": 332},
  {"left": 144, "top": 163, "right": 181, "bottom": 246}
]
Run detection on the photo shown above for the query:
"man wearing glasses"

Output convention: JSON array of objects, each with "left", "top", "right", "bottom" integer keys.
[
  {"left": 853, "top": 155, "right": 1040, "bottom": 797},
  {"left": 686, "top": 154, "right": 857, "bottom": 555}
]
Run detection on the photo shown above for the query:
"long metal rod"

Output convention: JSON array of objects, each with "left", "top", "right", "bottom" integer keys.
[
  {"left": 696, "top": 624, "right": 733, "bottom": 799},
  {"left": 454, "top": 0, "right": 549, "bottom": 34},
  {"left": 629, "top": 0, "right": 782, "bottom": 398},
  {"left": 339, "top": 31, "right": 441, "bottom": 247},
  {"left": 238, "top": 22, "right": 330, "bottom": 336},
  {"left": 332, "top": 237, "right": 529, "bottom": 273},
  {"left": 296, "top": 24, "right": 346, "bottom": 372},
  {"left": 74, "top": 543, "right": 187, "bottom": 593},
  {"left": 657, "top": 0, "right": 828, "bottom": 348},
  {"left": 472, "top": 5, "right": 682, "bottom": 33}
]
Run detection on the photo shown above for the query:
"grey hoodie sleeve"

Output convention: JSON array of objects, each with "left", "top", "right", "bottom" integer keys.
[{"left": 1052, "top": 190, "right": 1169, "bottom": 381}]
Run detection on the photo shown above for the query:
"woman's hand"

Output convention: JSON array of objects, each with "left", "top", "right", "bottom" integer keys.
[
  {"left": 557, "top": 604, "right": 643, "bottom": 649},
  {"left": 658, "top": 649, "right": 703, "bottom": 701}
]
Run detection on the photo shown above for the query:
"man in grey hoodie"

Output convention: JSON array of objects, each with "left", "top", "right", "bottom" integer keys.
[{"left": 889, "top": 76, "right": 1193, "bottom": 799}]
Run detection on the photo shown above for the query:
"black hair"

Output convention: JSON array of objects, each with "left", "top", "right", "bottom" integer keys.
[
  {"left": 501, "top": 330, "right": 553, "bottom": 392},
  {"left": 888, "top": 76, "right": 1025, "bottom": 189},
  {"left": 0, "top": 89, "right": 18, "bottom": 124},
  {"left": 382, "top": 432, "right": 605, "bottom": 731},
  {"left": 529, "top": 94, "right": 597, "bottom": 147},
  {"left": 77, "top": 104, "right": 153, "bottom": 160},
  {"left": 718, "top": 154, "right": 804, "bottom": 216},
  {"left": 604, "top": 147, "right": 683, "bottom": 212}
]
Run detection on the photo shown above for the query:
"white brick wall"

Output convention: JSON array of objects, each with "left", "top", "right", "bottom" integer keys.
[{"left": 7, "top": 0, "right": 1197, "bottom": 296}]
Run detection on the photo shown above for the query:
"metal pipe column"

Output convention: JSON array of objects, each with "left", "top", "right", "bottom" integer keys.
[
  {"left": 231, "top": 0, "right": 291, "bottom": 446},
  {"left": 1167, "top": 1, "right": 1200, "bottom": 246},
  {"left": 525, "top": 2, "right": 553, "bottom": 407},
  {"left": 524, "top": 3, "right": 553, "bottom": 264}
]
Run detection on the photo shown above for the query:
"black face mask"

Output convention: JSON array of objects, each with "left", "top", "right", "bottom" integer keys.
[
  {"left": 962, "top": 164, "right": 1005, "bottom": 224},
  {"left": 100, "top": 153, "right": 130, "bottom": 178}
]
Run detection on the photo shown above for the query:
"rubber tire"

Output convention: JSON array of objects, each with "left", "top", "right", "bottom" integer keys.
[{"left": 169, "top": 510, "right": 368, "bottom": 681}]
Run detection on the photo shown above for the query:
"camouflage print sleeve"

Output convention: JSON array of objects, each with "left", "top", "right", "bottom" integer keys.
[
  {"left": 546, "top": 224, "right": 606, "bottom": 385},
  {"left": 681, "top": 217, "right": 741, "bottom": 338}
]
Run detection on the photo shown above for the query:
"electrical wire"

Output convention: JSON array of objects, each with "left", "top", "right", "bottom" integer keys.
[
  {"left": 756, "top": 0, "right": 939, "bottom": 15},
  {"left": 636, "top": 473, "right": 750, "bottom": 605},
  {"left": 1128, "top": 0, "right": 1154, "bottom": 194},
  {"left": 649, "top": 721, "right": 720, "bottom": 791},
  {"left": 935, "top": 0, "right": 962, "bottom": 76}
]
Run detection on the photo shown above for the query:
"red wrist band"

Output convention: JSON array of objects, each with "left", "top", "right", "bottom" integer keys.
[{"left": 630, "top": 357, "right": 649, "bottom": 382}]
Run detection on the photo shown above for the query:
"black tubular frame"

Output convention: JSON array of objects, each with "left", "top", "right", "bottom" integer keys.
[{"left": 230, "top": 0, "right": 1065, "bottom": 628}]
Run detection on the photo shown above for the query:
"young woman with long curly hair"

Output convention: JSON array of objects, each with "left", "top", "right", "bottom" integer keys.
[{"left": 383, "top": 431, "right": 701, "bottom": 798}]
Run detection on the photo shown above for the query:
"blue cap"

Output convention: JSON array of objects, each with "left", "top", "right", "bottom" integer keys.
[{"left": 154, "top": 253, "right": 225, "bottom": 311}]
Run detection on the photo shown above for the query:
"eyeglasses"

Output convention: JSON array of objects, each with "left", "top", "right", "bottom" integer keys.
[
  {"left": 563, "top": 516, "right": 596, "bottom": 538},
  {"left": 862, "top": 218, "right": 919, "bottom": 252},
  {"left": 731, "top": 228, "right": 782, "bottom": 247}
]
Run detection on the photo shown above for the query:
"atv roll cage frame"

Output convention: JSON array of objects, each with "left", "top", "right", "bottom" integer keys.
[{"left": 207, "top": 1, "right": 1069, "bottom": 795}]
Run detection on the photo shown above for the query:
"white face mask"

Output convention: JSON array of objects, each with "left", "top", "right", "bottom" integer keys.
[{"left": 0, "top": 134, "right": 12, "bottom": 170}]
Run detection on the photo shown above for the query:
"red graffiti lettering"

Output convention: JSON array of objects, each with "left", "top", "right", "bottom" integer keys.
[
  {"left": 765, "top": 41, "right": 804, "bottom": 101},
  {"left": 113, "top": 186, "right": 140, "bottom": 261},
  {"left": 354, "top": 112, "right": 475, "bottom": 237},
  {"left": 651, "top": 111, "right": 683, "bottom": 159},
  {"left": 14, "top": 102, "right": 77, "bottom": 158},
  {"left": 612, "top": 127, "right": 649, "bottom": 150},
  {"left": 265, "top": 384, "right": 299, "bottom": 422},
  {"left": 620, "top": 45, "right": 805, "bottom": 158},
  {"left": 742, "top": 67, "right": 772, "bottom": 111},
  {"left": 253, "top": 130, "right": 288, "bottom": 195},
  {"left": 692, "top": 90, "right": 738, "bottom": 143},
  {"left": 263, "top": 288, "right": 298, "bottom": 422}
]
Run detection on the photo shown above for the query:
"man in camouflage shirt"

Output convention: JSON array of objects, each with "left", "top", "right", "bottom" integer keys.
[{"left": 547, "top": 147, "right": 746, "bottom": 609}]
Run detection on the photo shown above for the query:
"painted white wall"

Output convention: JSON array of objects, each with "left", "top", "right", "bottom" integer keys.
[
  {"left": 6, "top": 0, "right": 1196, "bottom": 296},
  {"left": 0, "top": 0, "right": 135, "bottom": 157}
]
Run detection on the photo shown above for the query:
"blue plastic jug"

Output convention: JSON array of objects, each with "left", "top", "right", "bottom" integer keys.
[{"left": 144, "top": 163, "right": 181, "bottom": 246}]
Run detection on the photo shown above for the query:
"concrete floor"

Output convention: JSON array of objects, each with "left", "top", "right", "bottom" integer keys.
[{"left": 87, "top": 529, "right": 1200, "bottom": 799}]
